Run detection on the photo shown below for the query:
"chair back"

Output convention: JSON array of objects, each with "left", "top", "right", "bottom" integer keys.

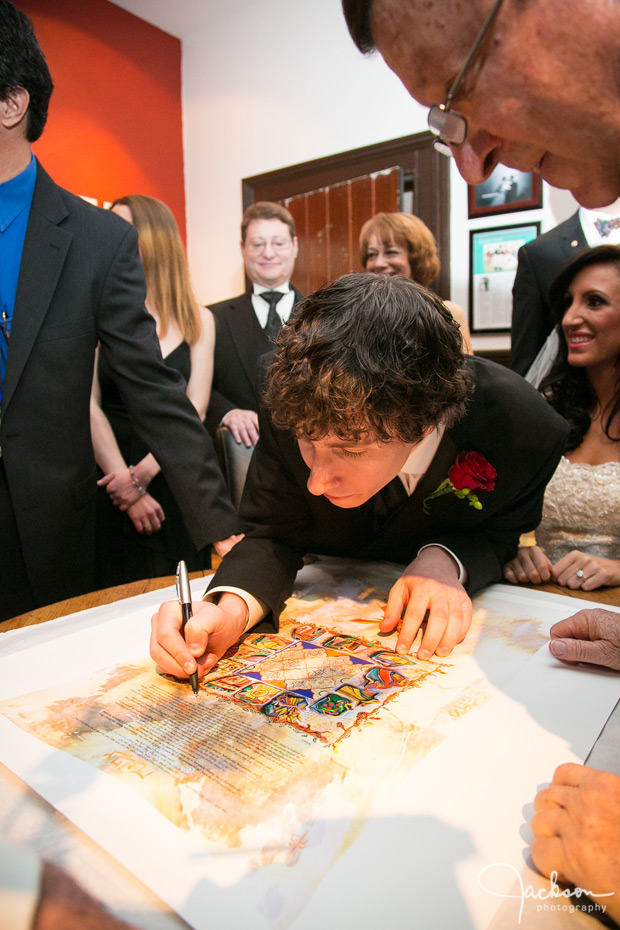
[{"left": 214, "top": 426, "right": 254, "bottom": 508}]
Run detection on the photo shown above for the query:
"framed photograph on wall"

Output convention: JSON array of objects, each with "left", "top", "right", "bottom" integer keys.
[
  {"left": 468, "top": 165, "right": 542, "bottom": 218},
  {"left": 469, "top": 222, "right": 540, "bottom": 334}
]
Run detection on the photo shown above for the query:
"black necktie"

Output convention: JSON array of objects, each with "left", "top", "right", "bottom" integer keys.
[
  {"left": 262, "top": 291, "right": 284, "bottom": 339},
  {"left": 373, "top": 476, "right": 409, "bottom": 531}
]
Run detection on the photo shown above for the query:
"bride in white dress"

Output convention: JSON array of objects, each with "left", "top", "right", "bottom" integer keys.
[{"left": 505, "top": 245, "right": 620, "bottom": 592}]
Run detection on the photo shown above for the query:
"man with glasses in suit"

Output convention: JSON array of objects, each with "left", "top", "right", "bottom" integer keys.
[{"left": 205, "top": 202, "right": 303, "bottom": 448}]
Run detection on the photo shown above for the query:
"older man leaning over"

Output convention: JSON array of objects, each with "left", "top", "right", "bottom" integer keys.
[{"left": 341, "top": 0, "right": 620, "bottom": 208}]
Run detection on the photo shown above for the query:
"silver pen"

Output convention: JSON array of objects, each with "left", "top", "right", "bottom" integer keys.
[{"left": 175, "top": 560, "right": 199, "bottom": 695}]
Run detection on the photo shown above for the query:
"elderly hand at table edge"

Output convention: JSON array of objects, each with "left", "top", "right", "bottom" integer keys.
[
  {"left": 548, "top": 608, "right": 620, "bottom": 670},
  {"left": 531, "top": 763, "right": 620, "bottom": 924},
  {"left": 529, "top": 608, "right": 620, "bottom": 917}
]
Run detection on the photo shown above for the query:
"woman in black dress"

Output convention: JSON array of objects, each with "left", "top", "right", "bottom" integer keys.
[{"left": 90, "top": 194, "right": 227, "bottom": 585}]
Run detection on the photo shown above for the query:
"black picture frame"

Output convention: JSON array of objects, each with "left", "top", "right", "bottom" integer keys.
[
  {"left": 468, "top": 166, "right": 542, "bottom": 218},
  {"left": 469, "top": 222, "right": 540, "bottom": 334}
]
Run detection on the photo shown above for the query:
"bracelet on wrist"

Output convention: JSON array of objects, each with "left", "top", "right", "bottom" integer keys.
[{"left": 129, "top": 464, "right": 147, "bottom": 498}]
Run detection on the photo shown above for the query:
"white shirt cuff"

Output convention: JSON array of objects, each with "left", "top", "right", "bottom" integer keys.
[
  {"left": 0, "top": 840, "right": 42, "bottom": 930},
  {"left": 204, "top": 586, "right": 267, "bottom": 634},
  {"left": 417, "top": 544, "right": 467, "bottom": 584}
]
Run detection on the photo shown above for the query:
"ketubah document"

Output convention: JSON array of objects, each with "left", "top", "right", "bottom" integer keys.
[{"left": 0, "top": 558, "right": 618, "bottom": 930}]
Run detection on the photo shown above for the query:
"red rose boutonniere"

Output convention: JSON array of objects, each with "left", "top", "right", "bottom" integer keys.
[{"left": 423, "top": 451, "right": 497, "bottom": 514}]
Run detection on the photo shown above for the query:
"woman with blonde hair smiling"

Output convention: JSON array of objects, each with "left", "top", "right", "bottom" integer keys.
[
  {"left": 91, "top": 194, "right": 239, "bottom": 584},
  {"left": 360, "top": 212, "right": 473, "bottom": 353}
]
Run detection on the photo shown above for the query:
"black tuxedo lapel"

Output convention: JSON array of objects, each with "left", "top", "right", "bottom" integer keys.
[
  {"left": 224, "top": 293, "right": 270, "bottom": 386},
  {"left": 226, "top": 287, "right": 303, "bottom": 383},
  {"left": 559, "top": 213, "right": 587, "bottom": 257},
  {"left": 2, "top": 168, "right": 72, "bottom": 415},
  {"left": 406, "top": 432, "right": 459, "bottom": 514}
]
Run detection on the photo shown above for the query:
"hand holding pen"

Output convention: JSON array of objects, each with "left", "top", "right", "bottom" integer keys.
[
  {"left": 175, "top": 560, "right": 199, "bottom": 695},
  {"left": 150, "top": 578, "right": 249, "bottom": 683}
]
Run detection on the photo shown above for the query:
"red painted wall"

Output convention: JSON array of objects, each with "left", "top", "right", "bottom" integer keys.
[{"left": 15, "top": 0, "right": 186, "bottom": 239}]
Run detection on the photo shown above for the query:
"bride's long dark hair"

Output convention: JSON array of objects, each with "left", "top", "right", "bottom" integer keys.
[{"left": 540, "top": 245, "right": 620, "bottom": 452}]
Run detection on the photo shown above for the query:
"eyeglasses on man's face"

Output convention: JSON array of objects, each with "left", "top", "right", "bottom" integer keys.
[
  {"left": 427, "top": 0, "right": 504, "bottom": 157},
  {"left": 246, "top": 238, "right": 293, "bottom": 255}
]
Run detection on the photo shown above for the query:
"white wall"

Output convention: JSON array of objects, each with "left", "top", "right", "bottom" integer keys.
[
  {"left": 182, "top": 0, "right": 427, "bottom": 304},
  {"left": 181, "top": 0, "right": 579, "bottom": 350}
]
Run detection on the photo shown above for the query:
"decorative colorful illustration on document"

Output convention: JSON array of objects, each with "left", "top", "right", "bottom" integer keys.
[{"left": 199, "top": 620, "right": 437, "bottom": 744}]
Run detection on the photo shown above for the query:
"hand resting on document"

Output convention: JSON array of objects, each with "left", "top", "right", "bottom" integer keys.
[
  {"left": 151, "top": 547, "right": 472, "bottom": 676},
  {"left": 381, "top": 546, "right": 473, "bottom": 660},
  {"left": 150, "top": 593, "right": 248, "bottom": 682}
]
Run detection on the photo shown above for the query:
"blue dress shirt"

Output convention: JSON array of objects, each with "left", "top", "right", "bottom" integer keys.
[{"left": 0, "top": 154, "right": 37, "bottom": 403}]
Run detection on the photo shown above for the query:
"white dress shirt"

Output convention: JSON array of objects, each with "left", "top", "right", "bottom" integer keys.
[
  {"left": 579, "top": 200, "right": 620, "bottom": 246},
  {"left": 398, "top": 427, "right": 444, "bottom": 494},
  {"left": 398, "top": 428, "right": 466, "bottom": 582},
  {"left": 251, "top": 284, "right": 295, "bottom": 329}
]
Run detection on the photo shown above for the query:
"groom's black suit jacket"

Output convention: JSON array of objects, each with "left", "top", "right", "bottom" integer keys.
[{"left": 210, "top": 357, "right": 568, "bottom": 626}]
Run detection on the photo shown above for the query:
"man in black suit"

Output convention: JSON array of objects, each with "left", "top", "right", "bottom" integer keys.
[
  {"left": 205, "top": 201, "right": 303, "bottom": 447},
  {"left": 151, "top": 273, "right": 568, "bottom": 677},
  {"left": 510, "top": 212, "right": 587, "bottom": 376},
  {"left": 0, "top": 1, "right": 238, "bottom": 622}
]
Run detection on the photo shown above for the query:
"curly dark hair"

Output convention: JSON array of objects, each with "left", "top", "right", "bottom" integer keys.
[
  {"left": 264, "top": 272, "right": 472, "bottom": 443},
  {"left": 541, "top": 245, "right": 620, "bottom": 451},
  {"left": 0, "top": 0, "right": 53, "bottom": 142}
]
